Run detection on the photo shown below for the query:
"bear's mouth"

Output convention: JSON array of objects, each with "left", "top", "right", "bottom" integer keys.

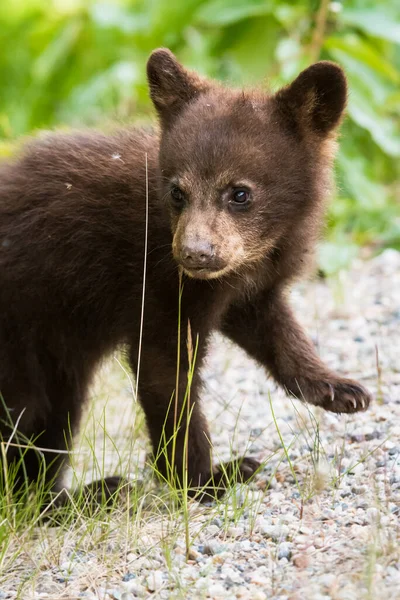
[{"left": 182, "top": 265, "right": 231, "bottom": 280}]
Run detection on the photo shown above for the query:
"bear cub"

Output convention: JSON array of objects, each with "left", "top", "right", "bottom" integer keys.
[{"left": 0, "top": 49, "right": 371, "bottom": 504}]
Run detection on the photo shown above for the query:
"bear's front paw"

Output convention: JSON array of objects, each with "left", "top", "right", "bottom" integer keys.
[{"left": 304, "top": 378, "right": 372, "bottom": 414}]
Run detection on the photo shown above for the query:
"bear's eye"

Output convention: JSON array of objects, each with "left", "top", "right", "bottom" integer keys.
[
  {"left": 230, "top": 188, "right": 251, "bottom": 206},
  {"left": 170, "top": 185, "right": 186, "bottom": 207}
]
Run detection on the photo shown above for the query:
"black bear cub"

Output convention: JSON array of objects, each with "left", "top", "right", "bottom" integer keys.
[{"left": 0, "top": 49, "right": 371, "bottom": 504}]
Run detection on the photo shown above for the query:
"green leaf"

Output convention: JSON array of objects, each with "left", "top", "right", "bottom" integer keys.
[
  {"left": 196, "top": 0, "right": 275, "bottom": 27},
  {"left": 347, "top": 96, "right": 400, "bottom": 157},
  {"left": 341, "top": 8, "right": 400, "bottom": 45},
  {"left": 337, "top": 147, "right": 390, "bottom": 208},
  {"left": 90, "top": 3, "right": 148, "bottom": 34},
  {"left": 275, "top": 38, "right": 303, "bottom": 81},
  {"left": 326, "top": 46, "right": 400, "bottom": 157},
  {"left": 59, "top": 61, "right": 141, "bottom": 124},
  {"left": 219, "top": 16, "right": 280, "bottom": 84},
  {"left": 325, "top": 35, "right": 400, "bottom": 83},
  {"left": 318, "top": 241, "right": 359, "bottom": 275},
  {"left": 32, "top": 19, "right": 82, "bottom": 83}
]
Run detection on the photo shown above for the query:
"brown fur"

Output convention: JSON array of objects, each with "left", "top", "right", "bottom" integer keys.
[{"left": 0, "top": 49, "right": 371, "bottom": 503}]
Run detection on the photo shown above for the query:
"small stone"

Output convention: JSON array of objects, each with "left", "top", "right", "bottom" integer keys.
[
  {"left": 319, "top": 573, "right": 336, "bottom": 589},
  {"left": 194, "top": 578, "right": 209, "bottom": 591},
  {"left": 340, "top": 490, "right": 351, "bottom": 498},
  {"left": 352, "top": 463, "right": 365, "bottom": 475},
  {"left": 384, "top": 441, "right": 396, "bottom": 450},
  {"left": 293, "top": 554, "right": 309, "bottom": 568},
  {"left": 365, "top": 430, "right": 381, "bottom": 441},
  {"left": 205, "top": 524, "right": 219, "bottom": 536},
  {"left": 351, "top": 484, "right": 367, "bottom": 495},
  {"left": 269, "top": 492, "right": 285, "bottom": 506},
  {"left": 251, "top": 427, "right": 263, "bottom": 437},
  {"left": 388, "top": 446, "right": 399, "bottom": 456},
  {"left": 126, "top": 553, "right": 137, "bottom": 563},
  {"left": 226, "top": 526, "right": 244, "bottom": 538},
  {"left": 188, "top": 548, "right": 201, "bottom": 560},
  {"left": 236, "top": 587, "right": 252, "bottom": 599},
  {"left": 124, "top": 581, "right": 146, "bottom": 597},
  {"left": 202, "top": 541, "right": 221, "bottom": 555},
  {"left": 259, "top": 523, "right": 289, "bottom": 541},
  {"left": 147, "top": 571, "right": 163, "bottom": 592},
  {"left": 223, "top": 567, "right": 242, "bottom": 584},
  {"left": 212, "top": 554, "right": 225, "bottom": 565},
  {"left": 299, "top": 525, "right": 312, "bottom": 535},
  {"left": 366, "top": 507, "right": 380, "bottom": 523},
  {"left": 321, "top": 508, "right": 335, "bottom": 520},
  {"left": 277, "top": 542, "right": 292, "bottom": 560},
  {"left": 208, "top": 583, "right": 226, "bottom": 598},
  {"left": 250, "top": 570, "right": 270, "bottom": 586}
]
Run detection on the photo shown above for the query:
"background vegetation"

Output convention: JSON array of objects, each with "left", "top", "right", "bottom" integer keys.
[{"left": 0, "top": 0, "right": 399, "bottom": 271}]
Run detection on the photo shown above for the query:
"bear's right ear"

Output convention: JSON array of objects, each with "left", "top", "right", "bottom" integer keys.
[
  {"left": 147, "top": 48, "right": 209, "bottom": 126},
  {"left": 274, "top": 61, "right": 347, "bottom": 136}
]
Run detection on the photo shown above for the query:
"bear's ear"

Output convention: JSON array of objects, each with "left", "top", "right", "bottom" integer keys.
[
  {"left": 274, "top": 61, "right": 347, "bottom": 136},
  {"left": 147, "top": 48, "right": 209, "bottom": 125}
]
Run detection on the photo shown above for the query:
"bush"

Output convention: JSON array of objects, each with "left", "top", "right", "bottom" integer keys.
[{"left": 0, "top": 0, "right": 399, "bottom": 269}]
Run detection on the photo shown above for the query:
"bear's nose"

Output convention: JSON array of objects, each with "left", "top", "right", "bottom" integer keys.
[{"left": 181, "top": 241, "right": 215, "bottom": 269}]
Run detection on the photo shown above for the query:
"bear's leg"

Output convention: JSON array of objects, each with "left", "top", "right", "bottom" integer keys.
[
  {"left": 0, "top": 368, "right": 83, "bottom": 501},
  {"left": 221, "top": 289, "right": 372, "bottom": 414},
  {"left": 130, "top": 342, "right": 260, "bottom": 501}
]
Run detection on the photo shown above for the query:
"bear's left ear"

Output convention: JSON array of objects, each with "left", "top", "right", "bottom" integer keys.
[
  {"left": 274, "top": 61, "right": 347, "bottom": 136},
  {"left": 147, "top": 48, "right": 210, "bottom": 126}
]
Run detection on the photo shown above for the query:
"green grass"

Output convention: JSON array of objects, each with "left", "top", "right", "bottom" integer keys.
[{"left": 0, "top": 349, "right": 395, "bottom": 599}]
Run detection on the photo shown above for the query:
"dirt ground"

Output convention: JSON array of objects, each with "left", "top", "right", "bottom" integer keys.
[{"left": 2, "top": 249, "right": 400, "bottom": 600}]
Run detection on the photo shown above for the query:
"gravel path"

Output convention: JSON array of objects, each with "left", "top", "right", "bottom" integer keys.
[{"left": 2, "top": 249, "right": 400, "bottom": 600}]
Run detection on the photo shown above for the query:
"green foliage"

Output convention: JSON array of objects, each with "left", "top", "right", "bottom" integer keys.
[{"left": 0, "top": 0, "right": 399, "bottom": 267}]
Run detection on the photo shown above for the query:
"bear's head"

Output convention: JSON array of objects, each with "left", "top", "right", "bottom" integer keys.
[{"left": 147, "top": 49, "right": 347, "bottom": 282}]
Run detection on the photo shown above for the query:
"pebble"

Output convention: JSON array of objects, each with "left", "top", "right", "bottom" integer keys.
[
  {"left": 292, "top": 554, "right": 309, "bottom": 569},
  {"left": 351, "top": 484, "right": 367, "bottom": 494},
  {"left": 227, "top": 526, "right": 244, "bottom": 538},
  {"left": 259, "top": 523, "right": 289, "bottom": 541},
  {"left": 146, "top": 571, "right": 163, "bottom": 591},
  {"left": 319, "top": 573, "right": 336, "bottom": 589},
  {"left": 202, "top": 541, "right": 225, "bottom": 556},
  {"left": 123, "top": 582, "right": 146, "bottom": 597},
  {"left": 207, "top": 583, "right": 226, "bottom": 598},
  {"left": 205, "top": 524, "right": 220, "bottom": 536},
  {"left": 277, "top": 542, "right": 293, "bottom": 560},
  {"left": 366, "top": 507, "right": 380, "bottom": 523},
  {"left": 223, "top": 567, "right": 243, "bottom": 584}
]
